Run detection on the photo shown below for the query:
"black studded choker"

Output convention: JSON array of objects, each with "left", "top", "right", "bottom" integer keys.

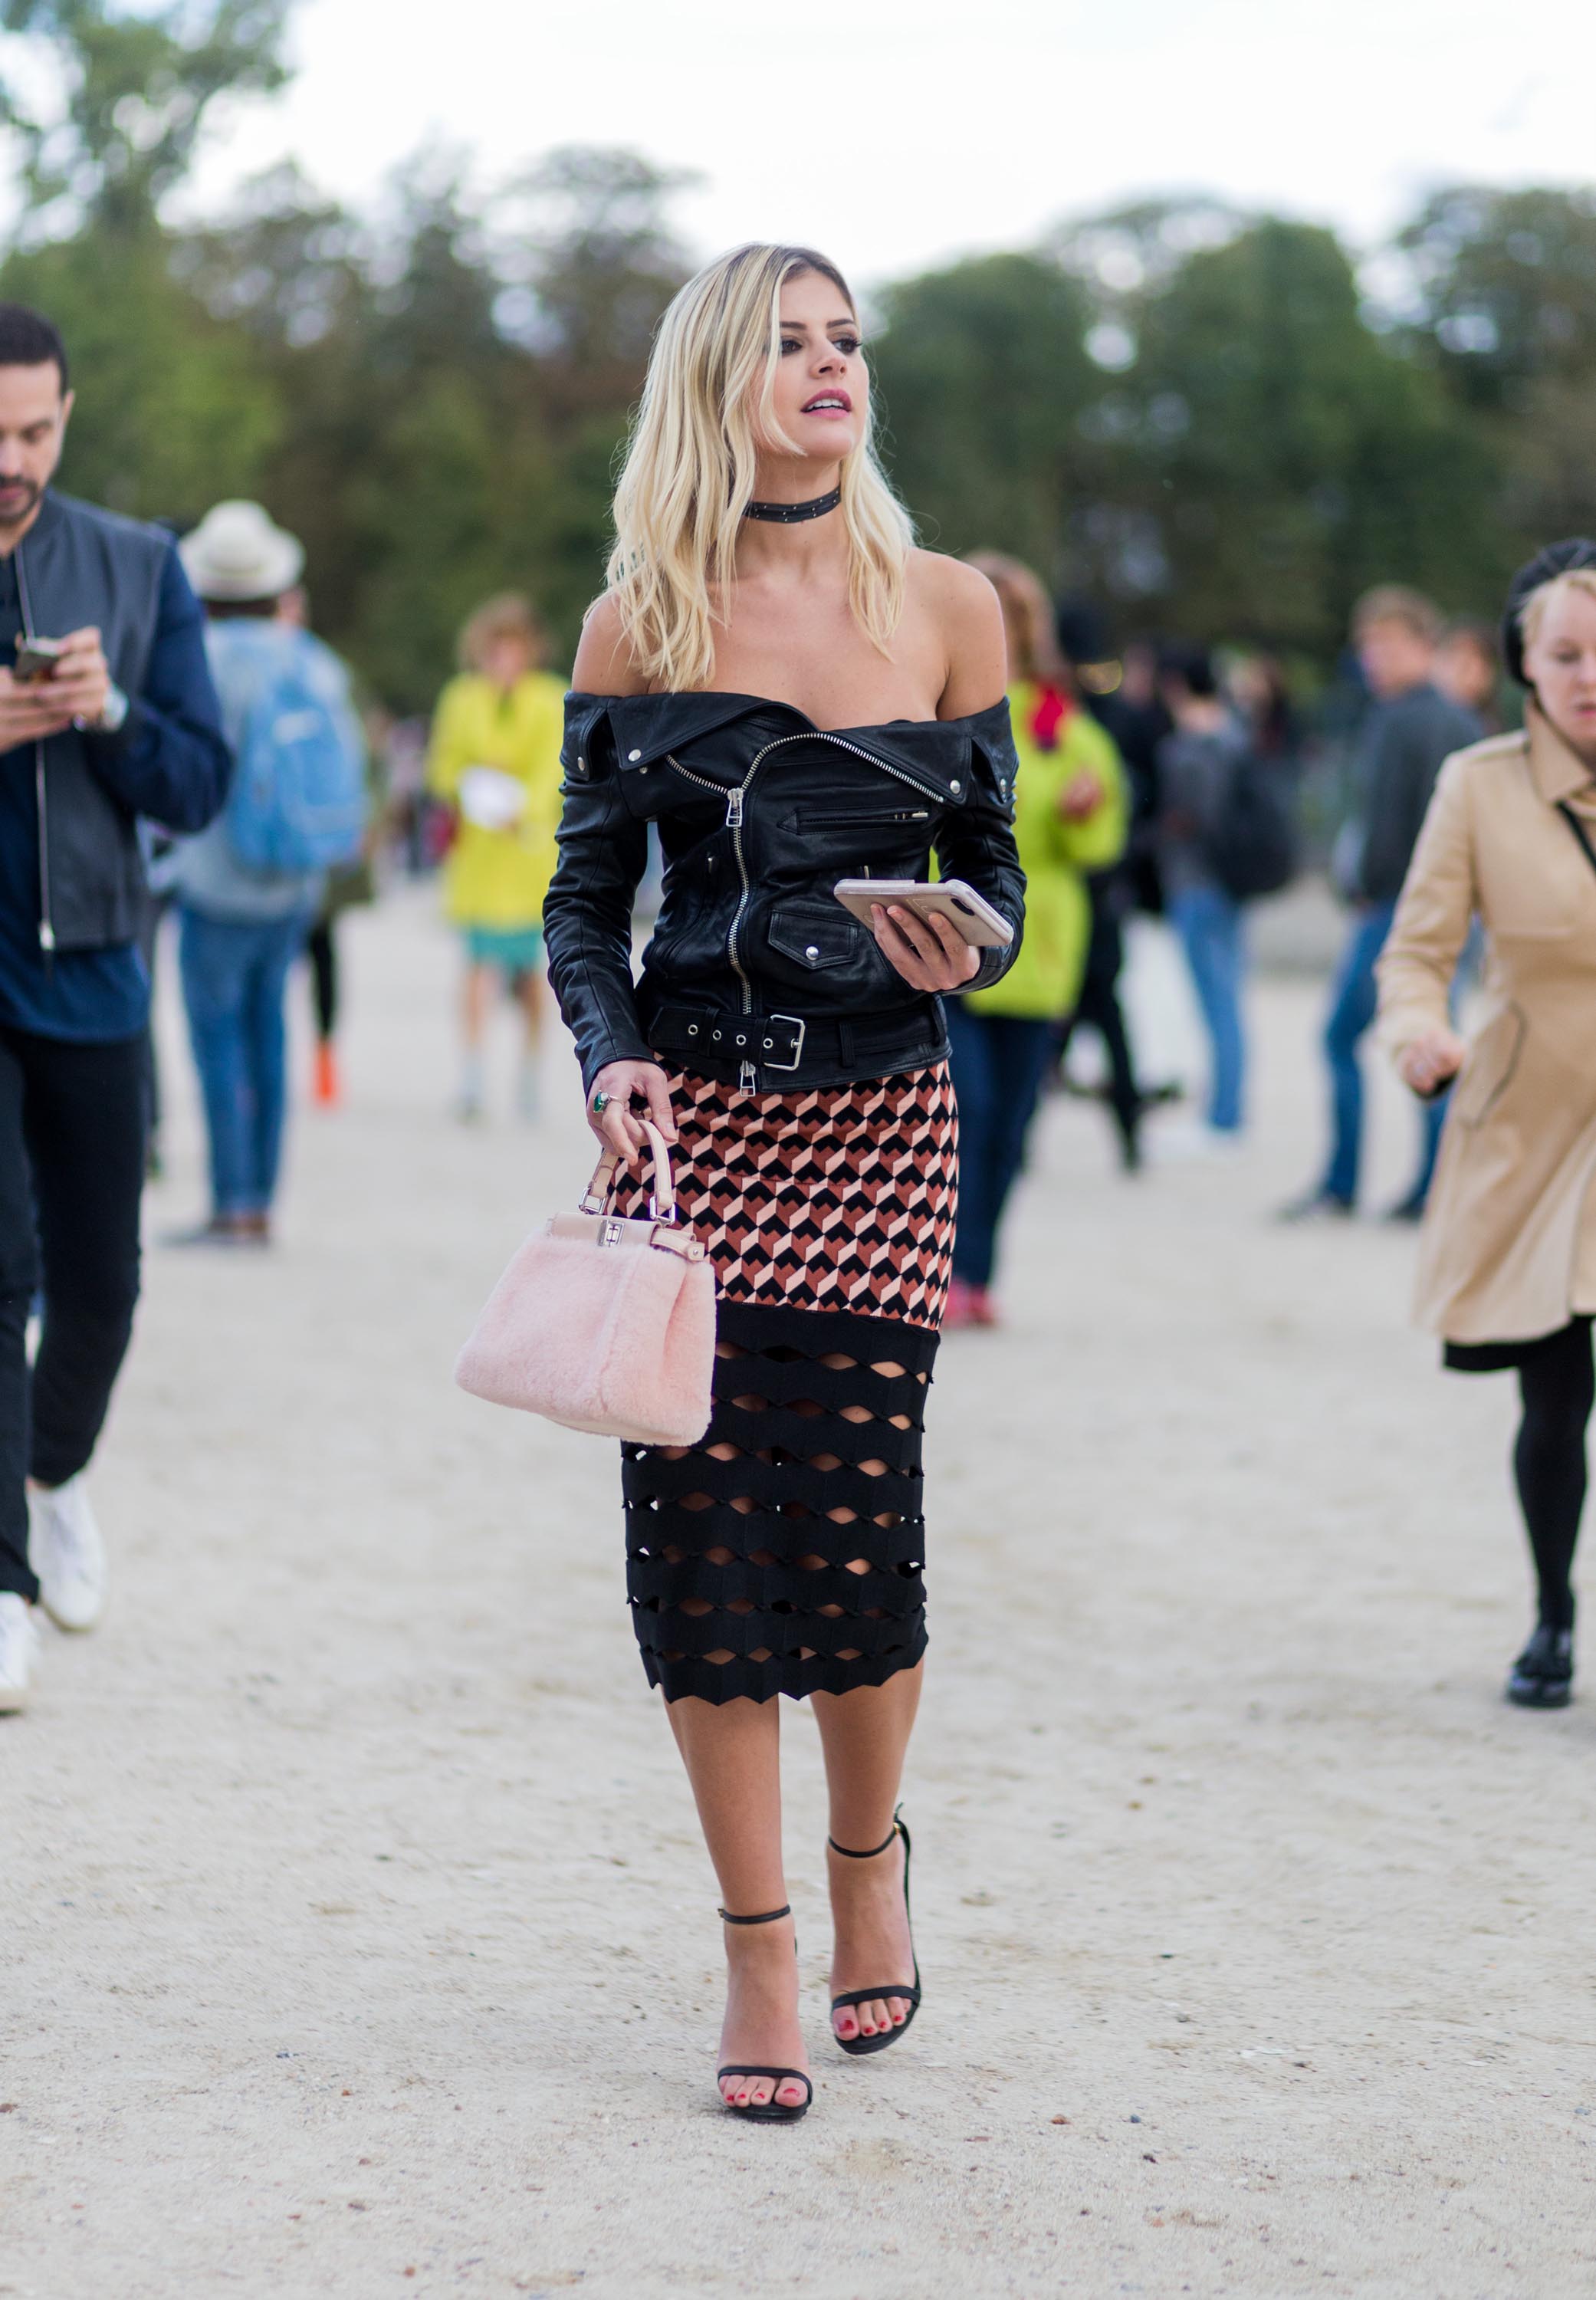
[{"left": 742, "top": 485, "right": 843, "bottom": 524}]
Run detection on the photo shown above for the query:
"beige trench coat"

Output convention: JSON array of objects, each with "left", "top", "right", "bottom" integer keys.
[{"left": 1376, "top": 710, "right": 1596, "bottom": 1344}]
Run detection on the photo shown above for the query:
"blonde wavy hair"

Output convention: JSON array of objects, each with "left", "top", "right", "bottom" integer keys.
[{"left": 605, "top": 243, "right": 914, "bottom": 692}]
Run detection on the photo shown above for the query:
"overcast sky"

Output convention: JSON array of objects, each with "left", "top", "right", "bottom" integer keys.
[{"left": 179, "top": 0, "right": 1590, "bottom": 283}]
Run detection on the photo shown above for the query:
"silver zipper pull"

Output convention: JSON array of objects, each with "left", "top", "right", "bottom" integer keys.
[
  {"left": 739, "top": 1060, "right": 756, "bottom": 1091},
  {"left": 38, "top": 922, "right": 54, "bottom": 952},
  {"left": 726, "top": 789, "right": 744, "bottom": 828}
]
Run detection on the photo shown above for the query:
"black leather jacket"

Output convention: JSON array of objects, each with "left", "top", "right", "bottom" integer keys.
[{"left": 544, "top": 689, "right": 1026, "bottom": 1095}]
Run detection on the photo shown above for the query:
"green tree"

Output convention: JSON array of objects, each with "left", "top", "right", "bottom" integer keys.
[
  {"left": 1397, "top": 184, "right": 1596, "bottom": 416},
  {"left": 870, "top": 252, "right": 1097, "bottom": 571},
  {"left": 2, "top": 229, "right": 281, "bottom": 519},
  {"left": 1397, "top": 186, "right": 1596, "bottom": 558},
  {"left": 1, "top": 0, "right": 291, "bottom": 238},
  {"left": 0, "top": 0, "right": 291, "bottom": 521},
  {"left": 1102, "top": 219, "right": 1499, "bottom": 648},
  {"left": 493, "top": 144, "right": 697, "bottom": 416}
]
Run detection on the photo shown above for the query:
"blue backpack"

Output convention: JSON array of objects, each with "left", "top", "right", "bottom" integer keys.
[{"left": 209, "top": 622, "right": 367, "bottom": 876}]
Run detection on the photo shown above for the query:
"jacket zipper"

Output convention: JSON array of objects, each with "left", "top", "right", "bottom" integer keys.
[
  {"left": 13, "top": 544, "right": 54, "bottom": 956},
  {"left": 666, "top": 731, "right": 950, "bottom": 1088}
]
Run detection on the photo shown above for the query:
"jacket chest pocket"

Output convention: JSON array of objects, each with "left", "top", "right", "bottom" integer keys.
[
  {"left": 767, "top": 902, "right": 863, "bottom": 971},
  {"left": 790, "top": 805, "right": 933, "bottom": 833}
]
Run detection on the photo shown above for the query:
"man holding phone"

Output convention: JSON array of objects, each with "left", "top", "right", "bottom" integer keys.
[{"left": 0, "top": 303, "right": 231, "bottom": 1712}]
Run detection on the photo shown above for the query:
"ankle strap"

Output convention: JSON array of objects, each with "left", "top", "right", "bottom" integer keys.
[
  {"left": 719, "top": 1903, "right": 791, "bottom": 1925},
  {"left": 828, "top": 1812, "right": 902, "bottom": 1861}
]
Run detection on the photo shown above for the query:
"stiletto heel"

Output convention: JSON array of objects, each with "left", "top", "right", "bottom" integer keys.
[
  {"left": 714, "top": 1904, "right": 813, "bottom": 2122},
  {"left": 827, "top": 1806, "right": 921, "bottom": 2055}
]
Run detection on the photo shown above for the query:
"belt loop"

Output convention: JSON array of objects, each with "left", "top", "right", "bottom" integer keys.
[{"left": 838, "top": 1021, "right": 855, "bottom": 1066}]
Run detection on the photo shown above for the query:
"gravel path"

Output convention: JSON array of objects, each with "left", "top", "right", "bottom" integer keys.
[{"left": 8, "top": 889, "right": 1594, "bottom": 2300}]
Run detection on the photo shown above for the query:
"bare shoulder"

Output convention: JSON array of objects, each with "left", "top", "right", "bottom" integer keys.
[
  {"left": 905, "top": 550, "right": 1005, "bottom": 718},
  {"left": 906, "top": 547, "right": 1000, "bottom": 623},
  {"left": 570, "top": 593, "right": 650, "bottom": 696}
]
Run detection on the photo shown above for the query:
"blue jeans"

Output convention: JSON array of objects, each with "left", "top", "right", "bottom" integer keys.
[
  {"left": 179, "top": 907, "right": 311, "bottom": 1217},
  {"left": 944, "top": 1004, "right": 1057, "bottom": 1290},
  {"left": 1322, "top": 902, "right": 1446, "bottom": 1208},
  {"left": 1168, "top": 884, "right": 1247, "bottom": 1131}
]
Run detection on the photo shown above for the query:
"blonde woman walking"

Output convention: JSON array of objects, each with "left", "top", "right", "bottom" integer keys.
[
  {"left": 1379, "top": 540, "right": 1596, "bottom": 1708},
  {"left": 543, "top": 245, "right": 1024, "bottom": 2119}
]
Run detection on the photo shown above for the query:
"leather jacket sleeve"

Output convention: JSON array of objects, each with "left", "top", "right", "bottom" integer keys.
[
  {"left": 936, "top": 709, "right": 1026, "bottom": 991},
  {"left": 542, "top": 699, "right": 655, "bottom": 1096}
]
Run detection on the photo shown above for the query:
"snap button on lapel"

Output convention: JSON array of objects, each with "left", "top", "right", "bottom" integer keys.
[
  {"left": 627, "top": 748, "right": 642, "bottom": 761},
  {"left": 950, "top": 778, "right": 962, "bottom": 794}
]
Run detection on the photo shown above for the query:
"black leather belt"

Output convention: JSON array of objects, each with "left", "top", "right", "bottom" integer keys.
[{"left": 648, "top": 1002, "right": 943, "bottom": 1081}]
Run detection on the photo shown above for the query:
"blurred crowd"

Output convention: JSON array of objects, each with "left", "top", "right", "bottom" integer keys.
[{"left": 153, "top": 509, "right": 1517, "bottom": 1315}]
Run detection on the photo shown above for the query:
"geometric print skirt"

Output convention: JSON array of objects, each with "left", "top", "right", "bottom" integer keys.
[{"left": 609, "top": 1063, "right": 957, "bottom": 1704}]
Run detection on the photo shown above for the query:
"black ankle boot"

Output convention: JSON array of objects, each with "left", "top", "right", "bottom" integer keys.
[{"left": 1506, "top": 1622, "right": 1575, "bottom": 1708}]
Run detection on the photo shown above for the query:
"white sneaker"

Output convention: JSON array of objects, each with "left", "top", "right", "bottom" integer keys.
[
  {"left": 0, "top": 1592, "right": 39, "bottom": 1712},
  {"left": 28, "top": 1474, "right": 107, "bottom": 1632}
]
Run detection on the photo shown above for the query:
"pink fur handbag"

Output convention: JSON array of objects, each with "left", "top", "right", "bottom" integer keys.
[{"left": 454, "top": 1123, "right": 717, "bottom": 1446}]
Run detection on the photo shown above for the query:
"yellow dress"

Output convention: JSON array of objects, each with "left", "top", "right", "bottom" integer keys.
[{"left": 425, "top": 670, "right": 566, "bottom": 940}]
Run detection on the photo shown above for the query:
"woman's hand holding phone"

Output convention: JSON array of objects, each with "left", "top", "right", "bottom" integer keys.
[{"left": 869, "top": 903, "right": 981, "bottom": 992}]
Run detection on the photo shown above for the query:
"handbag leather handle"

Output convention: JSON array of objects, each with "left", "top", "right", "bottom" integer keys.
[{"left": 579, "top": 1120, "right": 678, "bottom": 1222}]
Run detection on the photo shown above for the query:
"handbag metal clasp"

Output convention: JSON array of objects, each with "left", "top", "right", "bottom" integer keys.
[{"left": 599, "top": 1217, "right": 625, "bottom": 1247}]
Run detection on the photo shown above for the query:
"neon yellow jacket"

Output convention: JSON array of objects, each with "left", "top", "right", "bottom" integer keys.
[
  {"left": 965, "top": 685, "right": 1129, "bottom": 1020},
  {"left": 425, "top": 670, "right": 566, "bottom": 929}
]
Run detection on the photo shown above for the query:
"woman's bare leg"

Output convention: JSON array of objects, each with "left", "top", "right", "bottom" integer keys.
[
  {"left": 513, "top": 968, "right": 544, "bottom": 1119},
  {"left": 458, "top": 959, "right": 491, "bottom": 1116},
  {"left": 667, "top": 1694, "right": 809, "bottom": 2110},
  {"left": 812, "top": 1661, "right": 923, "bottom": 2043},
  {"left": 514, "top": 964, "right": 544, "bottom": 1053},
  {"left": 461, "top": 958, "right": 491, "bottom": 1048}
]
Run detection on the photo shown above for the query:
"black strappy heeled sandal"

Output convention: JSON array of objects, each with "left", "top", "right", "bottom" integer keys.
[
  {"left": 828, "top": 1807, "right": 921, "bottom": 2056},
  {"left": 715, "top": 1904, "right": 813, "bottom": 2123}
]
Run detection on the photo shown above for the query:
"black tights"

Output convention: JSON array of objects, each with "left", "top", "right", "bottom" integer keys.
[{"left": 1514, "top": 1319, "right": 1594, "bottom": 1631}]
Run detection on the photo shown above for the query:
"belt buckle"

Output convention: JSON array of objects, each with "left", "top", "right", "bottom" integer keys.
[{"left": 764, "top": 1013, "right": 806, "bottom": 1072}]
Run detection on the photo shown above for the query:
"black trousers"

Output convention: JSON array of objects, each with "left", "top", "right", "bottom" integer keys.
[
  {"left": 307, "top": 916, "right": 337, "bottom": 1042},
  {"left": 0, "top": 1027, "right": 145, "bottom": 1600},
  {"left": 1056, "top": 889, "right": 1142, "bottom": 1148}
]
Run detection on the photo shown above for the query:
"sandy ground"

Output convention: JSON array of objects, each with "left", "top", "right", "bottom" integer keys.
[{"left": 7, "top": 885, "right": 1596, "bottom": 2300}]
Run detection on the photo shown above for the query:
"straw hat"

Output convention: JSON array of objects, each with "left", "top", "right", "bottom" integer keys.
[{"left": 180, "top": 499, "right": 305, "bottom": 603}]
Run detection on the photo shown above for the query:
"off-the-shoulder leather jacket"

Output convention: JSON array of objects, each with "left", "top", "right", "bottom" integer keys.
[{"left": 543, "top": 688, "right": 1026, "bottom": 1095}]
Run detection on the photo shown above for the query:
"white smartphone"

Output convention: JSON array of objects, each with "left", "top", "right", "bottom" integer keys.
[{"left": 833, "top": 877, "right": 1013, "bottom": 948}]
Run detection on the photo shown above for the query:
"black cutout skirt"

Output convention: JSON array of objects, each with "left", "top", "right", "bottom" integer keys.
[{"left": 611, "top": 1064, "right": 956, "bottom": 1704}]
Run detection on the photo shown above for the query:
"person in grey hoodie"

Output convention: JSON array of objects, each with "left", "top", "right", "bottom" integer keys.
[{"left": 1282, "top": 586, "right": 1481, "bottom": 1223}]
